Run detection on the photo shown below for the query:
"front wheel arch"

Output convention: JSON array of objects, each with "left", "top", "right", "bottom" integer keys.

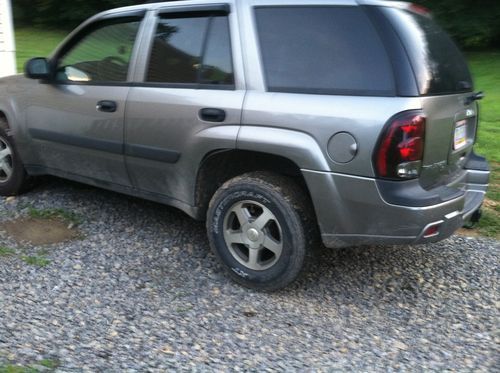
[{"left": 0, "top": 116, "right": 32, "bottom": 196}]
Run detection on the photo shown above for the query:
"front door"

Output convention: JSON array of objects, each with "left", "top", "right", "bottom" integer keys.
[{"left": 26, "top": 15, "right": 144, "bottom": 187}]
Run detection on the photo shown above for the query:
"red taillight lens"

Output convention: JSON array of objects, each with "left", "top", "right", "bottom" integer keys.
[{"left": 374, "top": 112, "right": 426, "bottom": 179}]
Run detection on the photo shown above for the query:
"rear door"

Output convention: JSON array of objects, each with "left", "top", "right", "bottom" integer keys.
[
  {"left": 124, "top": 4, "right": 245, "bottom": 203},
  {"left": 380, "top": 6, "right": 478, "bottom": 188}
]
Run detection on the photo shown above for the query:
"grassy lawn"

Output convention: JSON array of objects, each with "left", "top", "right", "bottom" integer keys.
[
  {"left": 12, "top": 29, "right": 500, "bottom": 238},
  {"left": 14, "top": 27, "right": 67, "bottom": 71},
  {"left": 467, "top": 51, "right": 500, "bottom": 238}
]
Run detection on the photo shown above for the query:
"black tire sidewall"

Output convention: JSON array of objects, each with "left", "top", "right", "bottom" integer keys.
[
  {"left": 0, "top": 127, "right": 26, "bottom": 196},
  {"left": 208, "top": 182, "right": 306, "bottom": 289}
]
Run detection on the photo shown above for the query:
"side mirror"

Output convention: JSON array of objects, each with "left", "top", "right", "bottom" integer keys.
[{"left": 24, "top": 58, "right": 51, "bottom": 80}]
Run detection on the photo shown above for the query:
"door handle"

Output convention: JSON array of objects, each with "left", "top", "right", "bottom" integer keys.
[
  {"left": 96, "top": 100, "right": 117, "bottom": 113},
  {"left": 199, "top": 108, "right": 226, "bottom": 122}
]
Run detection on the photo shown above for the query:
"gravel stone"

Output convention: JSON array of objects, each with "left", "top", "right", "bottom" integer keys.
[{"left": 0, "top": 178, "right": 498, "bottom": 371}]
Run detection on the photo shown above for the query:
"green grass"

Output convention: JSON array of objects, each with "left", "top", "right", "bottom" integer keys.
[
  {"left": 21, "top": 255, "right": 51, "bottom": 268},
  {"left": 468, "top": 51, "right": 500, "bottom": 238},
  {"left": 1, "top": 245, "right": 51, "bottom": 268},
  {"left": 27, "top": 207, "right": 82, "bottom": 226},
  {"left": 0, "top": 366, "right": 37, "bottom": 373},
  {"left": 468, "top": 51, "right": 500, "bottom": 163},
  {"left": 0, "top": 246, "right": 15, "bottom": 257},
  {"left": 0, "top": 359, "right": 59, "bottom": 373},
  {"left": 14, "top": 27, "right": 67, "bottom": 72},
  {"left": 38, "top": 359, "right": 59, "bottom": 370}
]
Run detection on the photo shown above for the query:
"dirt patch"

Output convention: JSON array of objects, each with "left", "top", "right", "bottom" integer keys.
[
  {"left": 456, "top": 227, "right": 481, "bottom": 237},
  {"left": 483, "top": 198, "right": 498, "bottom": 210},
  {"left": 1, "top": 217, "right": 79, "bottom": 245}
]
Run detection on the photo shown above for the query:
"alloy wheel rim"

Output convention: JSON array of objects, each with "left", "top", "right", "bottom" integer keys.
[
  {"left": 223, "top": 200, "right": 283, "bottom": 271},
  {"left": 0, "top": 136, "right": 13, "bottom": 184}
]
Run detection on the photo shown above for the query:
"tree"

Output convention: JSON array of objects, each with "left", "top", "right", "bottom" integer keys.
[
  {"left": 13, "top": 0, "right": 139, "bottom": 29},
  {"left": 417, "top": 0, "right": 500, "bottom": 49}
]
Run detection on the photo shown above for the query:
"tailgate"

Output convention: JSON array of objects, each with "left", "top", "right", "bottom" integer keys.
[{"left": 420, "top": 93, "right": 478, "bottom": 189}]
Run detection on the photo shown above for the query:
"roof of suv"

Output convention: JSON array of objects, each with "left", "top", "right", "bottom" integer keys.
[{"left": 95, "top": 0, "right": 414, "bottom": 18}]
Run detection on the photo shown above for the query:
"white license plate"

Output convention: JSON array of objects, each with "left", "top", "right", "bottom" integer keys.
[{"left": 454, "top": 120, "right": 467, "bottom": 150}]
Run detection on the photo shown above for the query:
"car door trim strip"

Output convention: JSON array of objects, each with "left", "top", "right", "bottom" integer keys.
[
  {"left": 29, "top": 128, "right": 123, "bottom": 154},
  {"left": 124, "top": 143, "right": 180, "bottom": 163},
  {"left": 29, "top": 128, "right": 180, "bottom": 163}
]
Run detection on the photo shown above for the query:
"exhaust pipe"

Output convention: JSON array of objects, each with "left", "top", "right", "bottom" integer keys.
[
  {"left": 470, "top": 208, "right": 482, "bottom": 224},
  {"left": 463, "top": 208, "right": 482, "bottom": 229}
]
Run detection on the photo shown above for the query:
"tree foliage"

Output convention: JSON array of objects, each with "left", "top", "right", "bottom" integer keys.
[
  {"left": 13, "top": 0, "right": 139, "bottom": 29},
  {"left": 416, "top": 0, "right": 500, "bottom": 49},
  {"left": 12, "top": 0, "right": 500, "bottom": 49}
]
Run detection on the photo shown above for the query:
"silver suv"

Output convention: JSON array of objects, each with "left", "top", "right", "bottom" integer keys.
[{"left": 0, "top": 0, "right": 490, "bottom": 290}]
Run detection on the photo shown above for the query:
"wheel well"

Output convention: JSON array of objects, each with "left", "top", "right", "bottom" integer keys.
[
  {"left": 195, "top": 150, "right": 313, "bottom": 217},
  {"left": 0, "top": 111, "right": 8, "bottom": 129}
]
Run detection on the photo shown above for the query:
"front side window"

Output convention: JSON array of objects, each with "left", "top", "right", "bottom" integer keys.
[
  {"left": 146, "top": 13, "right": 234, "bottom": 86},
  {"left": 255, "top": 6, "right": 395, "bottom": 96},
  {"left": 57, "top": 18, "right": 141, "bottom": 83}
]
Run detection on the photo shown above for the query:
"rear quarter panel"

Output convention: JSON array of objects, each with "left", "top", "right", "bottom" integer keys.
[
  {"left": 241, "top": 92, "right": 421, "bottom": 176},
  {"left": 237, "top": 0, "right": 422, "bottom": 175}
]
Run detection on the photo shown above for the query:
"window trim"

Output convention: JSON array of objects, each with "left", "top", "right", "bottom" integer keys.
[
  {"left": 157, "top": 4, "right": 230, "bottom": 16},
  {"left": 46, "top": 82, "right": 235, "bottom": 91},
  {"left": 49, "top": 14, "right": 146, "bottom": 85},
  {"left": 253, "top": 5, "right": 397, "bottom": 97},
  {"left": 142, "top": 9, "right": 235, "bottom": 90}
]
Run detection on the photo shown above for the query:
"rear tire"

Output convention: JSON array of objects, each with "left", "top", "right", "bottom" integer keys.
[
  {"left": 0, "top": 118, "right": 31, "bottom": 196},
  {"left": 206, "top": 171, "right": 318, "bottom": 291}
]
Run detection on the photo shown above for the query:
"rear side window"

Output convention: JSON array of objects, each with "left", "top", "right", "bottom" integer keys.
[
  {"left": 382, "top": 7, "right": 472, "bottom": 96},
  {"left": 200, "top": 16, "right": 234, "bottom": 85},
  {"left": 255, "top": 6, "right": 395, "bottom": 96},
  {"left": 146, "top": 14, "right": 234, "bottom": 87}
]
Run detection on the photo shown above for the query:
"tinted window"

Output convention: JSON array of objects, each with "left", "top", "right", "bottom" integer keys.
[
  {"left": 147, "top": 15, "right": 234, "bottom": 86},
  {"left": 147, "top": 16, "right": 209, "bottom": 83},
  {"left": 382, "top": 8, "right": 472, "bottom": 95},
  {"left": 57, "top": 20, "right": 140, "bottom": 83},
  {"left": 255, "top": 7, "right": 394, "bottom": 96},
  {"left": 201, "top": 16, "right": 234, "bottom": 85}
]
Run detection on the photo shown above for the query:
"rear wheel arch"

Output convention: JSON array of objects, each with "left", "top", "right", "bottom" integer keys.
[
  {"left": 0, "top": 111, "right": 10, "bottom": 130},
  {"left": 237, "top": 126, "right": 331, "bottom": 171},
  {"left": 206, "top": 170, "right": 320, "bottom": 290},
  {"left": 194, "top": 149, "right": 317, "bottom": 220}
]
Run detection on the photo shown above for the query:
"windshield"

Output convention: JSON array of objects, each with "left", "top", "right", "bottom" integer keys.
[{"left": 382, "top": 7, "right": 473, "bottom": 96}]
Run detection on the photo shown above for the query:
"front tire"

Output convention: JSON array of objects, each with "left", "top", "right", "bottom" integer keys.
[
  {"left": 206, "top": 172, "right": 317, "bottom": 291},
  {"left": 0, "top": 118, "right": 30, "bottom": 196}
]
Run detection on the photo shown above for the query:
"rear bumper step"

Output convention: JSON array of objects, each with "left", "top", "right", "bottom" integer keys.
[{"left": 303, "top": 155, "right": 489, "bottom": 248}]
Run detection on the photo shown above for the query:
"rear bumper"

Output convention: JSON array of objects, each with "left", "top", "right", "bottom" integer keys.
[{"left": 303, "top": 156, "right": 489, "bottom": 248}]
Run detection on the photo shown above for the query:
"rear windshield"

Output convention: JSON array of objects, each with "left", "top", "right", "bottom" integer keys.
[
  {"left": 255, "top": 6, "right": 395, "bottom": 96},
  {"left": 382, "top": 7, "right": 473, "bottom": 96}
]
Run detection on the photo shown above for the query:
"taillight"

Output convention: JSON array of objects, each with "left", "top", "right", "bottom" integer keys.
[{"left": 374, "top": 111, "right": 426, "bottom": 179}]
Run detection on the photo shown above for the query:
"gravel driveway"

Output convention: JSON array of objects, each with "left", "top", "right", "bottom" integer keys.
[{"left": 0, "top": 178, "right": 498, "bottom": 371}]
